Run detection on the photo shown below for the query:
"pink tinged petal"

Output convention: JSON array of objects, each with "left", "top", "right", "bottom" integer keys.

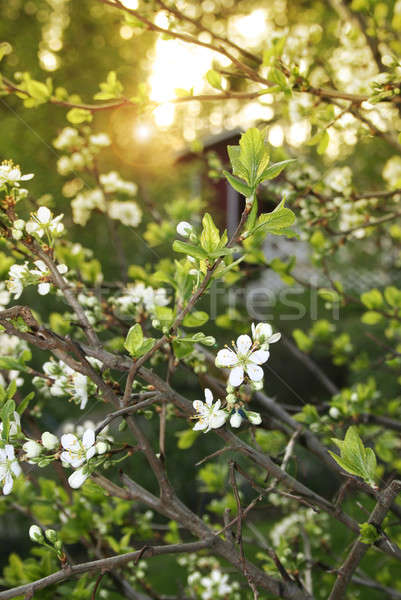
[
  {"left": 209, "top": 411, "right": 227, "bottom": 429},
  {"left": 248, "top": 349, "right": 270, "bottom": 365},
  {"left": 215, "top": 348, "right": 238, "bottom": 367},
  {"left": 68, "top": 468, "right": 88, "bottom": 489},
  {"left": 82, "top": 429, "right": 95, "bottom": 449},
  {"left": 269, "top": 333, "right": 281, "bottom": 343},
  {"left": 236, "top": 335, "right": 252, "bottom": 355},
  {"left": 204, "top": 388, "right": 213, "bottom": 406},
  {"left": 229, "top": 365, "right": 244, "bottom": 387},
  {"left": 3, "top": 473, "right": 13, "bottom": 495},
  {"left": 10, "top": 461, "right": 21, "bottom": 477},
  {"left": 245, "top": 363, "right": 264, "bottom": 382},
  {"left": 61, "top": 434, "right": 79, "bottom": 451},
  {"left": 85, "top": 447, "right": 96, "bottom": 461}
]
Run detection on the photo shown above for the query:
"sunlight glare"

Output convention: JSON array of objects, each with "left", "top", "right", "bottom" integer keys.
[
  {"left": 133, "top": 123, "right": 153, "bottom": 143},
  {"left": 232, "top": 10, "right": 268, "bottom": 46},
  {"left": 119, "top": 0, "right": 138, "bottom": 8}
]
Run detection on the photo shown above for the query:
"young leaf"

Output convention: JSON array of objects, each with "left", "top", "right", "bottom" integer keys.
[
  {"left": 124, "top": 324, "right": 144, "bottom": 356},
  {"left": 182, "top": 311, "right": 209, "bottom": 328},
  {"left": 206, "top": 69, "right": 222, "bottom": 90},
  {"left": 173, "top": 240, "right": 208, "bottom": 260},
  {"left": 256, "top": 159, "right": 296, "bottom": 184},
  {"left": 223, "top": 171, "right": 253, "bottom": 197},
  {"left": 200, "top": 213, "right": 220, "bottom": 253}
]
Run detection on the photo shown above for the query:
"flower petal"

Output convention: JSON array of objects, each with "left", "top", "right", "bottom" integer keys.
[
  {"left": 193, "top": 400, "right": 204, "bottom": 413},
  {"left": 10, "top": 461, "right": 21, "bottom": 477},
  {"left": 204, "top": 388, "right": 213, "bottom": 406},
  {"left": 61, "top": 434, "right": 79, "bottom": 451},
  {"left": 215, "top": 348, "right": 238, "bottom": 367},
  {"left": 269, "top": 332, "right": 281, "bottom": 344},
  {"left": 86, "top": 447, "right": 96, "bottom": 461},
  {"left": 236, "top": 335, "right": 252, "bottom": 355},
  {"left": 229, "top": 365, "right": 244, "bottom": 387},
  {"left": 37, "top": 206, "right": 51, "bottom": 223},
  {"left": 193, "top": 420, "right": 208, "bottom": 431},
  {"left": 245, "top": 363, "right": 264, "bottom": 382},
  {"left": 3, "top": 473, "right": 13, "bottom": 495},
  {"left": 68, "top": 468, "right": 89, "bottom": 489},
  {"left": 210, "top": 411, "right": 227, "bottom": 429},
  {"left": 248, "top": 349, "right": 270, "bottom": 365},
  {"left": 82, "top": 429, "right": 95, "bottom": 449}
]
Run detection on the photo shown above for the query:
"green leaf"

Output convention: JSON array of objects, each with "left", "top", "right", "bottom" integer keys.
[
  {"left": 124, "top": 324, "right": 143, "bottom": 356},
  {"left": 227, "top": 146, "right": 249, "bottom": 182},
  {"left": 361, "top": 311, "right": 383, "bottom": 325},
  {"left": 200, "top": 213, "right": 220, "bottom": 253},
  {"left": 253, "top": 199, "right": 296, "bottom": 237},
  {"left": 223, "top": 171, "right": 253, "bottom": 197},
  {"left": 182, "top": 311, "right": 209, "bottom": 328},
  {"left": 293, "top": 329, "right": 312, "bottom": 352},
  {"left": 384, "top": 286, "right": 401, "bottom": 308},
  {"left": 66, "top": 108, "right": 93, "bottom": 124},
  {"left": 176, "top": 428, "right": 199, "bottom": 449},
  {"left": 206, "top": 69, "right": 222, "bottom": 90},
  {"left": 361, "top": 289, "right": 384, "bottom": 310},
  {"left": 0, "top": 42, "right": 12, "bottom": 62},
  {"left": 239, "top": 128, "right": 266, "bottom": 187},
  {"left": 317, "top": 130, "right": 329, "bottom": 155},
  {"left": 256, "top": 159, "right": 296, "bottom": 184},
  {"left": 26, "top": 79, "right": 51, "bottom": 102},
  {"left": 329, "top": 426, "right": 377, "bottom": 488},
  {"left": 359, "top": 522, "right": 379, "bottom": 545},
  {"left": 173, "top": 240, "right": 208, "bottom": 260}
]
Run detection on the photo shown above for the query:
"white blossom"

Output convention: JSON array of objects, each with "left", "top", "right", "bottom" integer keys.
[
  {"left": 23, "top": 440, "right": 42, "bottom": 459},
  {"left": 0, "top": 161, "right": 33, "bottom": 188},
  {"left": 0, "top": 444, "right": 21, "bottom": 495},
  {"left": 89, "top": 133, "right": 111, "bottom": 147},
  {"left": 108, "top": 200, "right": 142, "bottom": 227},
  {"left": 99, "top": 171, "right": 137, "bottom": 196},
  {"left": 61, "top": 429, "right": 96, "bottom": 489},
  {"left": 0, "top": 283, "right": 10, "bottom": 308},
  {"left": 114, "top": 282, "right": 169, "bottom": 317},
  {"left": 192, "top": 388, "right": 227, "bottom": 433},
  {"left": 251, "top": 322, "right": 281, "bottom": 348},
  {"left": 26, "top": 206, "right": 64, "bottom": 239},
  {"left": 53, "top": 127, "right": 82, "bottom": 151},
  {"left": 71, "top": 189, "right": 106, "bottom": 226},
  {"left": 0, "top": 411, "right": 21, "bottom": 438},
  {"left": 215, "top": 335, "right": 270, "bottom": 387}
]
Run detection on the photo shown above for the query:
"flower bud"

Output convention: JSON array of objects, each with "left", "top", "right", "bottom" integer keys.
[
  {"left": 246, "top": 410, "right": 262, "bottom": 425},
  {"left": 329, "top": 407, "right": 340, "bottom": 419},
  {"left": 45, "top": 529, "right": 58, "bottom": 543},
  {"left": 176, "top": 221, "right": 193, "bottom": 238},
  {"left": 23, "top": 440, "right": 42, "bottom": 459},
  {"left": 29, "top": 525, "right": 44, "bottom": 542},
  {"left": 230, "top": 410, "right": 243, "bottom": 428},
  {"left": 41, "top": 431, "right": 59, "bottom": 450},
  {"left": 95, "top": 441, "right": 109, "bottom": 455}
]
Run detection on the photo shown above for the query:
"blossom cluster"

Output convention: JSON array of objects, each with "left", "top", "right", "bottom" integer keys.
[
  {"left": 11, "top": 206, "right": 64, "bottom": 242},
  {"left": 112, "top": 281, "right": 169, "bottom": 318},
  {"left": 34, "top": 358, "right": 102, "bottom": 409},
  {"left": 7, "top": 259, "right": 68, "bottom": 299},
  {"left": 0, "top": 160, "right": 33, "bottom": 192},
  {"left": 1, "top": 418, "right": 112, "bottom": 495},
  {"left": 192, "top": 323, "right": 281, "bottom": 433},
  {"left": 53, "top": 127, "right": 142, "bottom": 229}
]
